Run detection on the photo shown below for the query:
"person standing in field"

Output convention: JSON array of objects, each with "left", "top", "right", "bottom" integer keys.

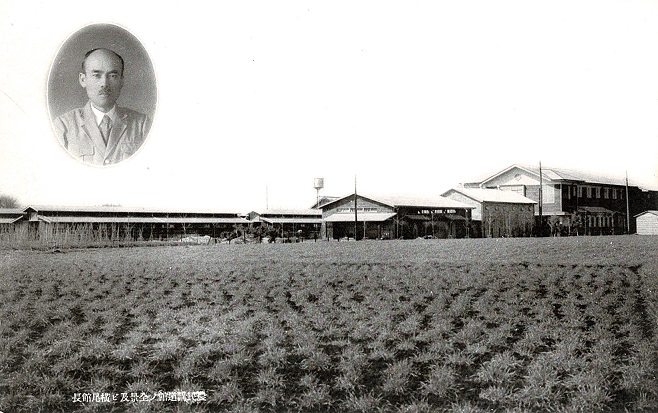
[{"left": 53, "top": 48, "right": 150, "bottom": 166}]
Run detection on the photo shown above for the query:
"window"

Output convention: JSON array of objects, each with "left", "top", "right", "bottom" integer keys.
[
  {"left": 595, "top": 187, "right": 601, "bottom": 198},
  {"left": 604, "top": 188, "right": 609, "bottom": 199},
  {"left": 586, "top": 187, "right": 592, "bottom": 198},
  {"left": 612, "top": 189, "right": 617, "bottom": 200}
]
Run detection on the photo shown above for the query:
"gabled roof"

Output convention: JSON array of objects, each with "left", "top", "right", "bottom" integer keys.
[
  {"left": 310, "top": 196, "right": 341, "bottom": 209},
  {"left": 443, "top": 187, "right": 536, "bottom": 204},
  {"left": 319, "top": 194, "right": 391, "bottom": 210},
  {"left": 320, "top": 194, "right": 473, "bottom": 210},
  {"left": 634, "top": 210, "right": 658, "bottom": 218},
  {"left": 479, "top": 164, "right": 639, "bottom": 187},
  {"left": 517, "top": 164, "right": 632, "bottom": 186}
]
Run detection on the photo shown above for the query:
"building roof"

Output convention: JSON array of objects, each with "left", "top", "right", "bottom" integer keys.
[
  {"left": 0, "top": 208, "right": 28, "bottom": 224},
  {"left": 23, "top": 205, "right": 242, "bottom": 216},
  {"left": 259, "top": 217, "right": 323, "bottom": 225},
  {"left": 443, "top": 188, "right": 536, "bottom": 204},
  {"left": 257, "top": 209, "right": 322, "bottom": 217},
  {"left": 577, "top": 206, "right": 619, "bottom": 215},
  {"left": 320, "top": 194, "right": 473, "bottom": 210},
  {"left": 479, "top": 164, "right": 641, "bottom": 188},
  {"left": 36, "top": 216, "right": 250, "bottom": 224},
  {"left": 376, "top": 195, "right": 474, "bottom": 210},
  {"left": 310, "top": 196, "right": 341, "bottom": 209},
  {"left": 634, "top": 210, "right": 658, "bottom": 218},
  {"left": 0, "top": 217, "right": 23, "bottom": 224},
  {"left": 0, "top": 208, "right": 24, "bottom": 214}
]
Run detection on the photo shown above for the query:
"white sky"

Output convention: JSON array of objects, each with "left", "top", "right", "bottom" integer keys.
[{"left": 1, "top": 0, "right": 657, "bottom": 212}]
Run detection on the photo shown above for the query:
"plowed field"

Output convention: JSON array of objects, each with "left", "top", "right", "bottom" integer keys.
[{"left": 1, "top": 236, "right": 656, "bottom": 412}]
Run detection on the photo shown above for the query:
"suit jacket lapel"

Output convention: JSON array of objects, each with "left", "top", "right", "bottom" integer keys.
[
  {"left": 81, "top": 102, "right": 107, "bottom": 156},
  {"left": 105, "top": 108, "right": 127, "bottom": 156}
]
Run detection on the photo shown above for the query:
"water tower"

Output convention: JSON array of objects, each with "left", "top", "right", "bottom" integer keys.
[{"left": 313, "top": 178, "right": 324, "bottom": 208}]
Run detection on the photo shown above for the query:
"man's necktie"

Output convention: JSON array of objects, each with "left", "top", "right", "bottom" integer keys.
[{"left": 100, "top": 115, "right": 111, "bottom": 145}]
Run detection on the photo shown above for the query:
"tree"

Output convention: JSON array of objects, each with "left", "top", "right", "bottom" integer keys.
[{"left": 0, "top": 195, "right": 19, "bottom": 208}]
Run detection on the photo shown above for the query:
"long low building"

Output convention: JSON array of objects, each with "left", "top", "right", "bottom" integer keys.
[
  {"left": 0, "top": 208, "right": 25, "bottom": 225},
  {"left": 320, "top": 194, "right": 474, "bottom": 240},
  {"left": 9, "top": 205, "right": 250, "bottom": 241}
]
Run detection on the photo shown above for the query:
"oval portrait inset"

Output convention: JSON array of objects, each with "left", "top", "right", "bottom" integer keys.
[{"left": 48, "top": 23, "right": 157, "bottom": 166}]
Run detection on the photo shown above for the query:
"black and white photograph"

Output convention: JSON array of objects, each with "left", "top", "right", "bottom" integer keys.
[
  {"left": 48, "top": 23, "right": 156, "bottom": 166},
  {"left": 0, "top": 1, "right": 657, "bottom": 412}
]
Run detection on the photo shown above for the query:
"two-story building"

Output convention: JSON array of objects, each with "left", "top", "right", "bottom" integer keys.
[{"left": 465, "top": 164, "right": 655, "bottom": 235}]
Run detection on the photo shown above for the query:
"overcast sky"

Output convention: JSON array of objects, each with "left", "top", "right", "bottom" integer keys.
[{"left": 1, "top": 0, "right": 657, "bottom": 212}]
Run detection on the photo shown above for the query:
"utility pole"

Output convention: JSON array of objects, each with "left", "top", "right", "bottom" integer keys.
[
  {"left": 625, "top": 170, "right": 630, "bottom": 234},
  {"left": 538, "top": 161, "right": 543, "bottom": 236},
  {"left": 354, "top": 175, "right": 358, "bottom": 240}
]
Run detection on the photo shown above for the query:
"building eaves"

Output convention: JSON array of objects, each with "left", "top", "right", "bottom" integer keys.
[
  {"left": 368, "top": 195, "right": 474, "bottom": 210},
  {"left": 516, "top": 164, "right": 635, "bottom": 187},
  {"left": 444, "top": 188, "right": 536, "bottom": 204},
  {"left": 35, "top": 216, "right": 250, "bottom": 224},
  {"left": 259, "top": 217, "right": 323, "bottom": 224},
  {"left": 257, "top": 209, "right": 322, "bottom": 217},
  {"left": 23, "top": 205, "right": 242, "bottom": 216},
  {"left": 633, "top": 210, "right": 658, "bottom": 218},
  {"left": 319, "top": 194, "right": 391, "bottom": 210}
]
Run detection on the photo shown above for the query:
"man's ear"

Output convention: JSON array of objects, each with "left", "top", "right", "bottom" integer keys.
[{"left": 78, "top": 73, "right": 86, "bottom": 88}]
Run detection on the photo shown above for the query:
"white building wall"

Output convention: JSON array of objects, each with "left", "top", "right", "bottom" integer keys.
[
  {"left": 636, "top": 212, "right": 658, "bottom": 235},
  {"left": 443, "top": 191, "right": 482, "bottom": 221}
]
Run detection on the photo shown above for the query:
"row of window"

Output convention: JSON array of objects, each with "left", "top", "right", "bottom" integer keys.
[
  {"left": 585, "top": 215, "right": 615, "bottom": 228},
  {"left": 566, "top": 185, "right": 625, "bottom": 200}
]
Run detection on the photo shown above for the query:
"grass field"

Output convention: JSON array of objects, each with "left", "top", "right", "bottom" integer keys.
[{"left": 1, "top": 236, "right": 656, "bottom": 412}]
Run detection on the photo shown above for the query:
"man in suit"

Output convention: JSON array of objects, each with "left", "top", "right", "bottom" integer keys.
[{"left": 53, "top": 48, "right": 151, "bottom": 166}]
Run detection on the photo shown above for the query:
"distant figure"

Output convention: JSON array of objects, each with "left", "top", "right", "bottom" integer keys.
[{"left": 53, "top": 48, "right": 150, "bottom": 166}]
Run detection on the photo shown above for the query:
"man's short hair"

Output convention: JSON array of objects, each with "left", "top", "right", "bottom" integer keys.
[{"left": 81, "top": 48, "right": 125, "bottom": 76}]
